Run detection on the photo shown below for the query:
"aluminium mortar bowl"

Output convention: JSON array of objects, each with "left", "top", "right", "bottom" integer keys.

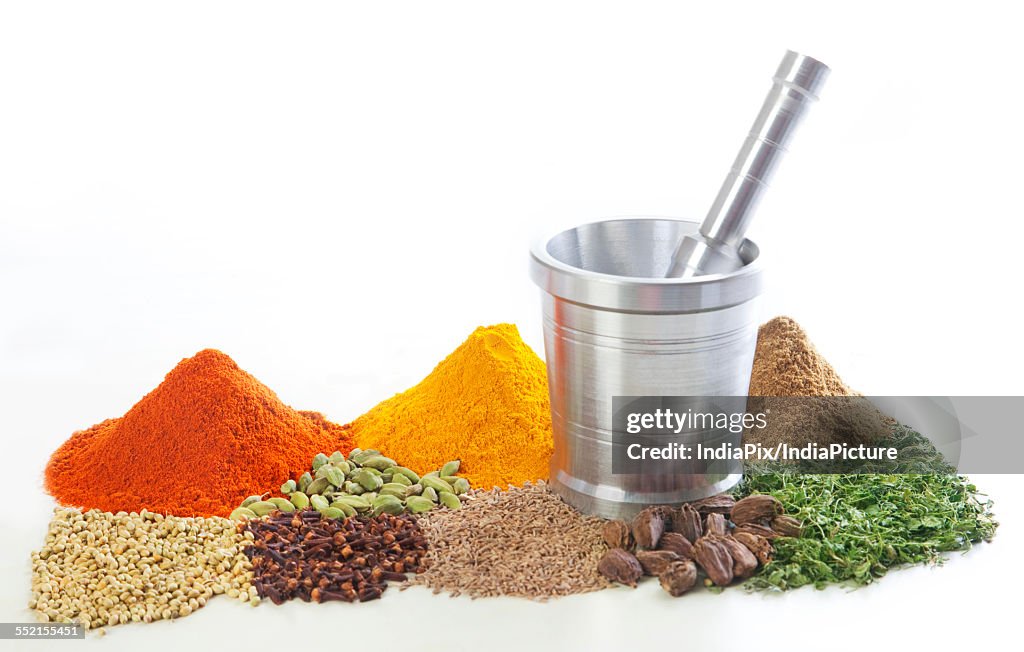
[{"left": 530, "top": 218, "right": 763, "bottom": 519}]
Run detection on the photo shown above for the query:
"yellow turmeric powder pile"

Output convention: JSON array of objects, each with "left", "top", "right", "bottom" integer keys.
[{"left": 351, "top": 324, "right": 552, "bottom": 490}]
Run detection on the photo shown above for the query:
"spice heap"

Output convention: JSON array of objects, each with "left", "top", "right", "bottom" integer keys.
[
  {"left": 231, "top": 448, "right": 469, "bottom": 521},
  {"left": 30, "top": 508, "right": 255, "bottom": 632},
  {"left": 739, "top": 473, "right": 997, "bottom": 591},
  {"left": 412, "top": 482, "right": 611, "bottom": 599},
  {"left": 351, "top": 324, "right": 552, "bottom": 490},
  {"left": 745, "top": 395, "right": 891, "bottom": 449},
  {"left": 749, "top": 316, "right": 854, "bottom": 396},
  {"left": 745, "top": 317, "right": 889, "bottom": 448},
  {"left": 45, "top": 349, "right": 354, "bottom": 517},
  {"left": 243, "top": 510, "right": 428, "bottom": 603},
  {"left": 596, "top": 494, "right": 799, "bottom": 596}
]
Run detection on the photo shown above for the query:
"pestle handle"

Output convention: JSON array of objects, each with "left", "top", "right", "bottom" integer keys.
[
  {"left": 666, "top": 51, "right": 829, "bottom": 277},
  {"left": 701, "top": 50, "right": 829, "bottom": 248}
]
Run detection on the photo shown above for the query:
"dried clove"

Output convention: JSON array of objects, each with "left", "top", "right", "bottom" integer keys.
[{"left": 243, "top": 509, "right": 427, "bottom": 604}]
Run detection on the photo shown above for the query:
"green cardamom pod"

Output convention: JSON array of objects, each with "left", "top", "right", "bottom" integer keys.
[
  {"left": 362, "top": 492, "right": 378, "bottom": 502},
  {"left": 325, "top": 466, "right": 346, "bottom": 488},
  {"left": 422, "top": 471, "right": 440, "bottom": 479},
  {"left": 440, "top": 475, "right": 460, "bottom": 485},
  {"left": 289, "top": 492, "right": 310, "bottom": 509},
  {"left": 249, "top": 501, "right": 278, "bottom": 517},
  {"left": 421, "top": 476, "right": 455, "bottom": 494},
  {"left": 312, "top": 453, "right": 330, "bottom": 471},
  {"left": 330, "top": 501, "right": 357, "bottom": 518},
  {"left": 371, "top": 494, "right": 405, "bottom": 517},
  {"left": 241, "top": 495, "right": 264, "bottom": 508},
  {"left": 405, "top": 484, "right": 424, "bottom": 498},
  {"left": 329, "top": 451, "right": 345, "bottom": 464},
  {"left": 441, "top": 460, "right": 461, "bottom": 476},
  {"left": 353, "top": 469, "right": 383, "bottom": 492},
  {"left": 452, "top": 478, "right": 471, "bottom": 495},
  {"left": 268, "top": 497, "right": 295, "bottom": 513},
  {"left": 360, "top": 455, "right": 398, "bottom": 471},
  {"left": 362, "top": 466, "right": 383, "bottom": 477},
  {"left": 306, "top": 477, "right": 330, "bottom": 495},
  {"left": 280, "top": 479, "right": 297, "bottom": 494},
  {"left": 344, "top": 481, "right": 365, "bottom": 495},
  {"left": 315, "top": 464, "right": 333, "bottom": 480},
  {"left": 336, "top": 460, "right": 352, "bottom": 475},
  {"left": 333, "top": 495, "right": 371, "bottom": 511},
  {"left": 321, "top": 507, "right": 344, "bottom": 520},
  {"left": 310, "top": 495, "right": 330, "bottom": 512},
  {"left": 405, "top": 496, "right": 435, "bottom": 514},
  {"left": 349, "top": 449, "right": 380, "bottom": 466},
  {"left": 387, "top": 471, "right": 412, "bottom": 487},
  {"left": 439, "top": 491, "right": 462, "bottom": 510},
  {"left": 422, "top": 487, "right": 439, "bottom": 503},
  {"left": 230, "top": 507, "right": 258, "bottom": 521},
  {"left": 389, "top": 467, "right": 421, "bottom": 484},
  {"left": 297, "top": 472, "right": 313, "bottom": 493}
]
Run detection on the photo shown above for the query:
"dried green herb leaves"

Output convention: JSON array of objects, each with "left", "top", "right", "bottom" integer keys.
[{"left": 737, "top": 473, "right": 997, "bottom": 591}]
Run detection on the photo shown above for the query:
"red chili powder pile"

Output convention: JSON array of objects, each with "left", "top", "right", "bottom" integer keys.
[{"left": 45, "top": 349, "right": 353, "bottom": 517}]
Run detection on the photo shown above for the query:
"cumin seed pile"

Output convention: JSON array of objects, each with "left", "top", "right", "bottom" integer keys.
[{"left": 410, "top": 482, "right": 611, "bottom": 599}]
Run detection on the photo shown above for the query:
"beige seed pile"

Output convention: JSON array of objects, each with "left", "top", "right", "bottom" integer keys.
[
  {"left": 30, "top": 508, "right": 257, "bottom": 630},
  {"left": 411, "top": 482, "right": 611, "bottom": 599}
]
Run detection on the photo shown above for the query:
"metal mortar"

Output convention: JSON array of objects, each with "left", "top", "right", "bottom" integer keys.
[{"left": 530, "top": 217, "right": 762, "bottom": 518}]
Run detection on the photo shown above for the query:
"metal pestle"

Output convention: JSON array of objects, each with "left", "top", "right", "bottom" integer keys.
[{"left": 665, "top": 50, "right": 829, "bottom": 278}]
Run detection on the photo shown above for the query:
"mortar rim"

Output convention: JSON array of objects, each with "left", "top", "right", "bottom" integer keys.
[{"left": 529, "top": 217, "right": 764, "bottom": 313}]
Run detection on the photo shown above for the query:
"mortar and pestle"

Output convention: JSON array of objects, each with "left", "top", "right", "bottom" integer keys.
[{"left": 530, "top": 51, "right": 829, "bottom": 518}]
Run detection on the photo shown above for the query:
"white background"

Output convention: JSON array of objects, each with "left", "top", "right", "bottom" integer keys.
[{"left": 1, "top": 1, "right": 1021, "bottom": 650}]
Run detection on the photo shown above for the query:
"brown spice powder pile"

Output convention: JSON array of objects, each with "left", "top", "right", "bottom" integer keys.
[
  {"left": 410, "top": 482, "right": 611, "bottom": 599},
  {"left": 746, "top": 316, "right": 889, "bottom": 448},
  {"left": 749, "top": 316, "right": 854, "bottom": 397}
]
